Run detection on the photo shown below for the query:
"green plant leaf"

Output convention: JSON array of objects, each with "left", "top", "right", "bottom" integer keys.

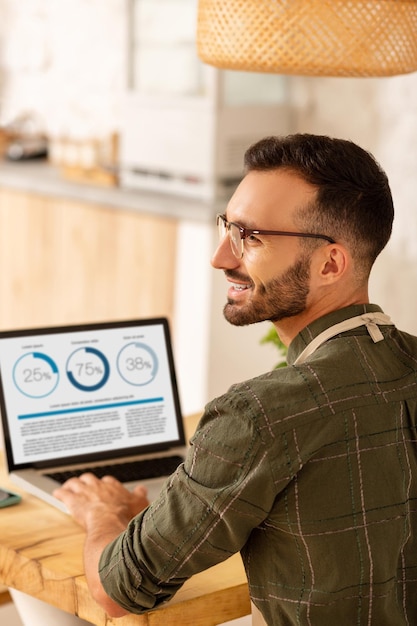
[{"left": 260, "top": 324, "right": 288, "bottom": 369}]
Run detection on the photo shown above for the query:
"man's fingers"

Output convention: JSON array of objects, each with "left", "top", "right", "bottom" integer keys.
[
  {"left": 101, "top": 474, "right": 122, "bottom": 485},
  {"left": 132, "top": 484, "right": 148, "bottom": 498}
]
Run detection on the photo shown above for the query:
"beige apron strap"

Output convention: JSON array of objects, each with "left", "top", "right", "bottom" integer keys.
[
  {"left": 251, "top": 601, "right": 267, "bottom": 626},
  {"left": 293, "top": 312, "right": 392, "bottom": 365}
]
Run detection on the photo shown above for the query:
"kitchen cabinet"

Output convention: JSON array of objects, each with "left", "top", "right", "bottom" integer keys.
[{"left": 0, "top": 188, "right": 177, "bottom": 330}]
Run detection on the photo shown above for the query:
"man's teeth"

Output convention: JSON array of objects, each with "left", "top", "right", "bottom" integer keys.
[{"left": 231, "top": 282, "right": 248, "bottom": 291}]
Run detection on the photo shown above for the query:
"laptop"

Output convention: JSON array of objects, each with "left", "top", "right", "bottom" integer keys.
[{"left": 0, "top": 317, "right": 187, "bottom": 513}]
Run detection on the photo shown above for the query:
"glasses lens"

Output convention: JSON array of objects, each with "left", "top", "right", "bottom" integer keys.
[
  {"left": 217, "top": 215, "right": 227, "bottom": 241},
  {"left": 216, "top": 216, "right": 242, "bottom": 258},
  {"left": 229, "top": 223, "right": 243, "bottom": 258}
]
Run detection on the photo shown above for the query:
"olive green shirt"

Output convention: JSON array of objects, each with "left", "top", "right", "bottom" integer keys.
[{"left": 99, "top": 304, "right": 417, "bottom": 625}]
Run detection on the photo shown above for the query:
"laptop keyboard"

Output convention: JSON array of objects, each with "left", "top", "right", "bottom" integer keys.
[{"left": 46, "top": 454, "right": 183, "bottom": 484}]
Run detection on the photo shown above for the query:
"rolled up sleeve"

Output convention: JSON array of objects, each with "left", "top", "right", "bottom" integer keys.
[{"left": 99, "top": 389, "right": 276, "bottom": 614}]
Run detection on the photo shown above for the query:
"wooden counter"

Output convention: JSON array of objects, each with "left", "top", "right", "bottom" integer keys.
[
  {"left": 0, "top": 161, "right": 217, "bottom": 223},
  {"left": 0, "top": 415, "right": 250, "bottom": 625}
]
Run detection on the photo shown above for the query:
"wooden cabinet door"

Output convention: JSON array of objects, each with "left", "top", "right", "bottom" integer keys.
[{"left": 0, "top": 189, "right": 177, "bottom": 329}]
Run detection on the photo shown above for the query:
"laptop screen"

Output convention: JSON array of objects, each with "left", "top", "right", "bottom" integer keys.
[{"left": 0, "top": 318, "right": 184, "bottom": 471}]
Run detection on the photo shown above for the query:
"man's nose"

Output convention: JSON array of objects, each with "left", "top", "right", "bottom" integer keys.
[{"left": 211, "top": 233, "right": 240, "bottom": 270}]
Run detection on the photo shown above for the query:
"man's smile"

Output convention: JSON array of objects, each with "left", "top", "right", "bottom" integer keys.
[
  {"left": 229, "top": 281, "right": 250, "bottom": 292},
  {"left": 225, "top": 271, "right": 253, "bottom": 299}
]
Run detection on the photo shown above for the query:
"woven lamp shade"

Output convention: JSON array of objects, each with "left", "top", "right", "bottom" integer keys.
[{"left": 197, "top": 0, "right": 417, "bottom": 77}]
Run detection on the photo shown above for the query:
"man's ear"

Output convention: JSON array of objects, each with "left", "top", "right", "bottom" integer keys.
[{"left": 320, "top": 245, "right": 348, "bottom": 280}]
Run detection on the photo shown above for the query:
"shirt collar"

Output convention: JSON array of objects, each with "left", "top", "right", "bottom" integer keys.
[{"left": 287, "top": 304, "right": 385, "bottom": 366}]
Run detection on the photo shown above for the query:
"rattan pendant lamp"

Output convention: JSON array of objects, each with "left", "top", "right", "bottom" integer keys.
[{"left": 197, "top": 0, "right": 417, "bottom": 77}]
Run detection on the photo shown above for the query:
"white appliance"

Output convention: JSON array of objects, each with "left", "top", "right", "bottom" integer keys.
[{"left": 119, "top": 0, "right": 292, "bottom": 201}]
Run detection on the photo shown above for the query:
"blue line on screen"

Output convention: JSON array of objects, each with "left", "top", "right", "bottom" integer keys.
[{"left": 18, "top": 397, "right": 164, "bottom": 419}]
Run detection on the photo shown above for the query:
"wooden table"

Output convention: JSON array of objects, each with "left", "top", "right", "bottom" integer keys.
[{"left": 0, "top": 415, "right": 250, "bottom": 625}]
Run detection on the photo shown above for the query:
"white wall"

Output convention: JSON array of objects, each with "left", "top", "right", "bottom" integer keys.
[
  {"left": 288, "top": 74, "right": 417, "bottom": 335},
  {"left": 0, "top": 0, "right": 127, "bottom": 138}
]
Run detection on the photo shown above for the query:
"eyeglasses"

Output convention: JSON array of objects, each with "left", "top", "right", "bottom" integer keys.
[{"left": 216, "top": 213, "right": 335, "bottom": 259}]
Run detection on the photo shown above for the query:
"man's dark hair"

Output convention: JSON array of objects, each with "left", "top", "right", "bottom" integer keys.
[{"left": 244, "top": 133, "right": 394, "bottom": 277}]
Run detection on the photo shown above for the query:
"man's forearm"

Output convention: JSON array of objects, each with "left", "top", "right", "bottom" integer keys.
[
  {"left": 53, "top": 474, "right": 149, "bottom": 617},
  {"left": 83, "top": 516, "right": 129, "bottom": 618}
]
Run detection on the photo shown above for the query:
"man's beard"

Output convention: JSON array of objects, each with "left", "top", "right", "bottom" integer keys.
[{"left": 223, "top": 255, "right": 311, "bottom": 326}]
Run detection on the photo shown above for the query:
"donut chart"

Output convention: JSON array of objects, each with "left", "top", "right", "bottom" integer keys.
[
  {"left": 13, "top": 352, "right": 59, "bottom": 398},
  {"left": 117, "top": 342, "right": 158, "bottom": 386},
  {"left": 66, "top": 347, "right": 110, "bottom": 392}
]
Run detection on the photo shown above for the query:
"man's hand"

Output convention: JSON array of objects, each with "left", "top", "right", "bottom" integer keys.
[
  {"left": 53, "top": 473, "right": 149, "bottom": 529},
  {"left": 53, "top": 474, "right": 150, "bottom": 617}
]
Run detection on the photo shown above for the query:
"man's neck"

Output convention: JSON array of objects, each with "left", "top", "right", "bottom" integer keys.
[{"left": 273, "top": 290, "right": 370, "bottom": 347}]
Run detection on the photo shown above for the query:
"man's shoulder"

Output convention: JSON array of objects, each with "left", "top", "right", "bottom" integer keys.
[
  {"left": 213, "top": 365, "right": 325, "bottom": 426},
  {"left": 215, "top": 327, "right": 414, "bottom": 425}
]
